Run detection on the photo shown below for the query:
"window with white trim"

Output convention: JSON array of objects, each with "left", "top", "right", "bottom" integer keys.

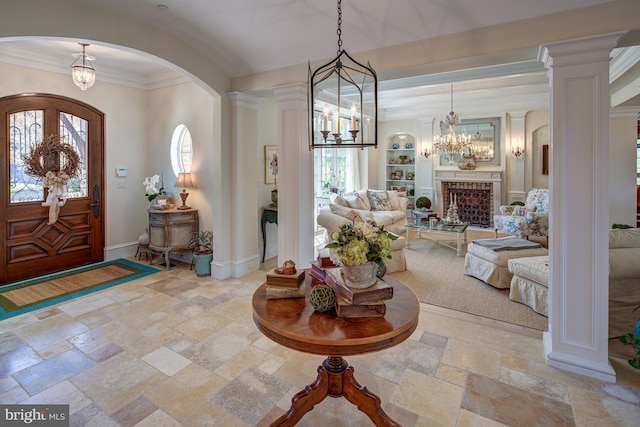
[{"left": 170, "top": 124, "right": 193, "bottom": 176}]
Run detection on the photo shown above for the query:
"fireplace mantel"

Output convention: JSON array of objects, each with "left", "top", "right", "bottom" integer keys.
[
  {"left": 434, "top": 168, "right": 503, "bottom": 223},
  {"left": 434, "top": 168, "right": 502, "bottom": 182}
]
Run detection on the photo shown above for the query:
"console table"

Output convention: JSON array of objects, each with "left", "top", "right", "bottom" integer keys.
[
  {"left": 252, "top": 274, "right": 419, "bottom": 426},
  {"left": 148, "top": 208, "right": 199, "bottom": 270},
  {"left": 261, "top": 206, "right": 278, "bottom": 262}
]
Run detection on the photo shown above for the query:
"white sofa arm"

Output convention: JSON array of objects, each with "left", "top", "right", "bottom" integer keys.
[
  {"left": 317, "top": 207, "right": 351, "bottom": 236},
  {"left": 398, "top": 197, "right": 410, "bottom": 213}
]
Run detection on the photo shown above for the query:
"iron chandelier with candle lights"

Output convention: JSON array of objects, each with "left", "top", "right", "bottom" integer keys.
[{"left": 308, "top": 0, "right": 378, "bottom": 150}]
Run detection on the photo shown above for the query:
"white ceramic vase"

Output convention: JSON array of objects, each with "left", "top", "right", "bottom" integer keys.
[{"left": 341, "top": 261, "right": 377, "bottom": 289}]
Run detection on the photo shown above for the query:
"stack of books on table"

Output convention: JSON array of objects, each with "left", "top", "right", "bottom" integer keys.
[
  {"left": 265, "top": 269, "right": 305, "bottom": 299},
  {"left": 324, "top": 267, "right": 394, "bottom": 318},
  {"left": 309, "top": 255, "right": 335, "bottom": 285}
]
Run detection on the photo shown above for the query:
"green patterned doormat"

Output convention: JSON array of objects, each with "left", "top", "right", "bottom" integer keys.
[{"left": 0, "top": 259, "right": 159, "bottom": 320}]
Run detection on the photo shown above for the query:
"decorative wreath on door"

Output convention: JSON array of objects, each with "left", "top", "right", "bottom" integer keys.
[{"left": 22, "top": 134, "right": 82, "bottom": 224}]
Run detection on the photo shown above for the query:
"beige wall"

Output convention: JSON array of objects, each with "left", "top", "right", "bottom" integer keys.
[
  {"left": 147, "top": 82, "right": 216, "bottom": 235},
  {"left": 0, "top": 62, "right": 220, "bottom": 260},
  {"left": 0, "top": 62, "right": 148, "bottom": 251}
]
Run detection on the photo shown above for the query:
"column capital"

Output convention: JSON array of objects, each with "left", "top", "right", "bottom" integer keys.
[
  {"left": 507, "top": 111, "right": 528, "bottom": 120},
  {"left": 540, "top": 32, "right": 626, "bottom": 68},
  {"left": 273, "top": 83, "right": 307, "bottom": 102},
  {"left": 227, "top": 91, "right": 260, "bottom": 110}
]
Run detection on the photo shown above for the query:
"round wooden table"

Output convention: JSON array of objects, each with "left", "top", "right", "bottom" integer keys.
[{"left": 252, "top": 274, "right": 419, "bottom": 426}]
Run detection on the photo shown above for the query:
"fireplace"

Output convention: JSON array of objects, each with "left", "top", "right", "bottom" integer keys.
[
  {"left": 434, "top": 169, "right": 502, "bottom": 228},
  {"left": 442, "top": 182, "right": 492, "bottom": 227}
]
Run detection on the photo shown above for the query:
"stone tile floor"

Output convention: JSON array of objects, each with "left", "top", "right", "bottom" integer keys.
[{"left": 1, "top": 258, "right": 639, "bottom": 426}]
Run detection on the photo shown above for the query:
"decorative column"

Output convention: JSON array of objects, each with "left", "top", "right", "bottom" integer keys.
[
  {"left": 227, "top": 92, "right": 261, "bottom": 278},
  {"left": 507, "top": 111, "right": 527, "bottom": 203},
  {"left": 541, "top": 32, "right": 624, "bottom": 382},
  {"left": 273, "top": 84, "right": 314, "bottom": 267}
]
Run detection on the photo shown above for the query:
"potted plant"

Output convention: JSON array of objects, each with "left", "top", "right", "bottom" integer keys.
[
  {"left": 618, "top": 305, "right": 640, "bottom": 369},
  {"left": 188, "top": 230, "right": 213, "bottom": 277},
  {"left": 415, "top": 196, "right": 431, "bottom": 211}
]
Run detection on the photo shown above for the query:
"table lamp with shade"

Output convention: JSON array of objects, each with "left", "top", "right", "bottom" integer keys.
[{"left": 175, "top": 172, "right": 194, "bottom": 210}]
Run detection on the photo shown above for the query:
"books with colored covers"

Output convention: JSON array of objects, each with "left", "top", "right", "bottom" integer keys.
[
  {"left": 324, "top": 268, "right": 393, "bottom": 304},
  {"left": 334, "top": 294, "right": 386, "bottom": 318},
  {"left": 317, "top": 255, "right": 336, "bottom": 268},
  {"left": 266, "top": 269, "right": 305, "bottom": 288},
  {"left": 309, "top": 260, "right": 326, "bottom": 281},
  {"left": 266, "top": 282, "right": 305, "bottom": 299}
]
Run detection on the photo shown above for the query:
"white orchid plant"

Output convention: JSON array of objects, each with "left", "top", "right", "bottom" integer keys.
[{"left": 143, "top": 174, "right": 164, "bottom": 202}]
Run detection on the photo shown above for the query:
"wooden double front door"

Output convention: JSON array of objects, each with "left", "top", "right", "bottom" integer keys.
[{"left": 0, "top": 94, "right": 105, "bottom": 285}]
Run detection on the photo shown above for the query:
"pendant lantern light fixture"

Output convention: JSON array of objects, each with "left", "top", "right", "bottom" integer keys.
[{"left": 308, "top": 0, "right": 378, "bottom": 149}]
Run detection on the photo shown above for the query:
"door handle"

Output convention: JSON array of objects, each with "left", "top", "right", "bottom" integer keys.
[{"left": 90, "top": 185, "right": 100, "bottom": 218}]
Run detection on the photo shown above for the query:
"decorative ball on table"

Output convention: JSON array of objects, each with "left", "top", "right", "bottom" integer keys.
[{"left": 309, "top": 284, "right": 335, "bottom": 312}]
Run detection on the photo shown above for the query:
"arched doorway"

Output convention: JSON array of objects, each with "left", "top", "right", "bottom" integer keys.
[{"left": 0, "top": 93, "right": 105, "bottom": 284}]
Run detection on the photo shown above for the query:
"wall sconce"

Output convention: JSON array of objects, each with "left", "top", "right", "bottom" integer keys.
[
  {"left": 421, "top": 145, "right": 432, "bottom": 159},
  {"left": 175, "top": 172, "right": 194, "bottom": 210},
  {"left": 511, "top": 145, "right": 525, "bottom": 159}
]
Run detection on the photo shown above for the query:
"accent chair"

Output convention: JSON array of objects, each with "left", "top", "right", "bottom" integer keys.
[{"left": 494, "top": 188, "right": 549, "bottom": 240}]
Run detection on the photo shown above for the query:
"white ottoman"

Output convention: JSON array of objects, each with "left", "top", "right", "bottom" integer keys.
[
  {"left": 508, "top": 256, "right": 549, "bottom": 316},
  {"left": 464, "top": 238, "right": 548, "bottom": 288}
]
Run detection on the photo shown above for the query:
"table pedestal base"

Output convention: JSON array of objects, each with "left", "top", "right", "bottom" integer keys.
[{"left": 271, "top": 356, "right": 400, "bottom": 427}]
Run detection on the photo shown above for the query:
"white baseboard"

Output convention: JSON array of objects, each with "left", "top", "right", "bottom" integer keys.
[
  {"left": 543, "top": 331, "right": 616, "bottom": 383},
  {"left": 104, "top": 241, "right": 138, "bottom": 261},
  {"left": 231, "top": 254, "right": 261, "bottom": 278},
  {"left": 212, "top": 260, "right": 231, "bottom": 280}
]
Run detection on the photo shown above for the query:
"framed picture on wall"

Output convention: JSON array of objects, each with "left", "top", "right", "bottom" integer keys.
[
  {"left": 265, "top": 145, "right": 278, "bottom": 184},
  {"left": 542, "top": 144, "right": 549, "bottom": 175}
]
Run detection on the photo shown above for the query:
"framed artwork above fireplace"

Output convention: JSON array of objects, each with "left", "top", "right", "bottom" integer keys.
[{"left": 437, "top": 117, "right": 501, "bottom": 167}]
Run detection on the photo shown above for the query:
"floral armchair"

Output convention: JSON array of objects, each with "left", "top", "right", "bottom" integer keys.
[{"left": 494, "top": 188, "right": 549, "bottom": 239}]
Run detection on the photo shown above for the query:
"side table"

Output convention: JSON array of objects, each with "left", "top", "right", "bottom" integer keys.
[
  {"left": 261, "top": 205, "right": 278, "bottom": 262},
  {"left": 148, "top": 208, "right": 199, "bottom": 270},
  {"left": 252, "top": 274, "right": 419, "bottom": 426}
]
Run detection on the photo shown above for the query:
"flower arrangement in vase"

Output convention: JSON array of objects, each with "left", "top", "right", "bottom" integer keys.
[
  {"left": 143, "top": 174, "right": 164, "bottom": 203},
  {"left": 325, "top": 221, "right": 397, "bottom": 288}
]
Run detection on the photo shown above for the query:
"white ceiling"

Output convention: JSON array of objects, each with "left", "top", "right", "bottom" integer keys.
[
  {"left": 68, "top": 0, "right": 615, "bottom": 78},
  {"left": 0, "top": 0, "right": 638, "bottom": 119}
]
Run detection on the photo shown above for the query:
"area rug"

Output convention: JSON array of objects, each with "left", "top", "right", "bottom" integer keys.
[
  {"left": 0, "top": 259, "right": 160, "bottom": 320},
  {"left": 389, "top": 228, "right": 548, "bottom": 331}
]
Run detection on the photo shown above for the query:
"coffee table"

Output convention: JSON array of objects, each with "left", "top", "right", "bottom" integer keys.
[
  {"left": 405, "top": 221, "right": 469, "bottom": 256},
  {"left": 252, "top": 274, "right": 419, "bottom": 426}
]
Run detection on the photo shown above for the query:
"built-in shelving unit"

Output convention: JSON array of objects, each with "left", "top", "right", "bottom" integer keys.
[{"left": 385, "top": 133, "right": 416, "bottom": 208}]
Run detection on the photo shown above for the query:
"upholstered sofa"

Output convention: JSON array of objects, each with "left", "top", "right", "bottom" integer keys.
[
  {"left": 316, "top": 189, "right": 408, "bottom": 272},
  {"left": 609, "top": 227, "right": 640, "bottom": 338},
  {"left": 508, "top": 228, "right": 640, "bottom": 338},
  {"left": 494, "top": 188, "right": 549, "bottom": 239}
]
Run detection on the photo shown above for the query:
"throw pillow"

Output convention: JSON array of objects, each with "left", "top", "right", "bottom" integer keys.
[
  {"left": 513, "top": 206, "right": 536, "bottom": 216},
  {"left": 343, "top": 192, "right": 368, "bottom": 210},
  {"left": 357, "top": 189, "right": 372, "bottom": 210},
  {"left": 499, "top": 206, "right": 515, "bottom": 215},
  {"left": 367, "top": 190, "right": 392, "bottom": 211},
  {"left": 387, "top": 190, "right": 401, "bottom": 211},
  {"left": 331, "top": 194, "right": 348, "bottom": 207}
]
